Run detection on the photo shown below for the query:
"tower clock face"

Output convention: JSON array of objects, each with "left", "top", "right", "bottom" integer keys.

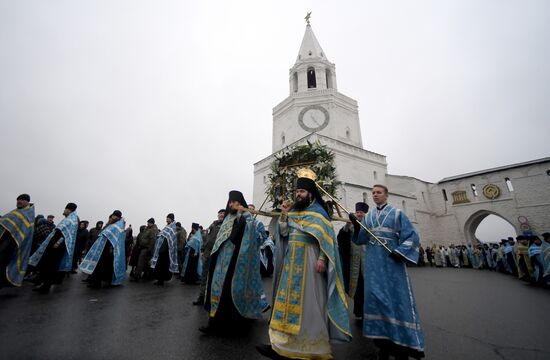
[{"left": 298, "top": 105, "right": 330, "bottom": 132}]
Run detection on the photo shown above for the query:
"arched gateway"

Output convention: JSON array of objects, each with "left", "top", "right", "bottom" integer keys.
[{"left": 463, "top": 210, "right": 518, "bottom": 245}]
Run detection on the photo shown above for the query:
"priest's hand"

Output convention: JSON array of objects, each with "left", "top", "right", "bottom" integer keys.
[
  {"left": 281, "top": 200, "right": 292, "bottom": 212},
  {"left": 348, "top": 213, "right": 360, "bottom": 231},
  {"left": 316, "top": 258, "right": 327, "bottom": 273}
]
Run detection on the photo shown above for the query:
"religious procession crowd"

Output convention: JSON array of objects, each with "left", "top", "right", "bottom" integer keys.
[
  {"left": 2, "top": 175, "right": 427, "bottom": 360},
  {"left": 420, "top": 236, "right": 550, "bottom": 287}
]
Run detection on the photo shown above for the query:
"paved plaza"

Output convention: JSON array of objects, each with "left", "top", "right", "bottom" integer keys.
[{"left": 1, "top": 267, "right": 548, "bottom": 360}]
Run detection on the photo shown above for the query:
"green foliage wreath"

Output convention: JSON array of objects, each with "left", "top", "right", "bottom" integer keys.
[{"left": 267, "top": 140, "right": 339, "bottom": 209}]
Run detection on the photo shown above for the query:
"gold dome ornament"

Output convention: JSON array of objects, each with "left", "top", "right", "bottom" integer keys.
[{"left": 296, "top": 168, "right": 317, "bottom": 181}]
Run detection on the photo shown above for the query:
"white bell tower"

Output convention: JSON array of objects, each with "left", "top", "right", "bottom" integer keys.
[
  {"left": 254, "top": 16, "right": 389, "bottom": 215},
  {"left": 272, "top": 21, "right": 364, "bottom": 152}
]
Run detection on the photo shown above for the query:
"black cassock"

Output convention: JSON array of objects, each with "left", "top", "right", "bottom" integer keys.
[{"left": 337, "top": 227, "right": 364, "bottom": 319}]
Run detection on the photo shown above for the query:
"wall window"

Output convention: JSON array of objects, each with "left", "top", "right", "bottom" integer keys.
[
  {"left": 346, "top": 127, "right": 350, "bottom": 139},
  {"left": 281, "top": 133, "right": 285, "bottom": 145},
  {"left": 505, "top": 177, "right": 514, "bottom": 192},
  {"left": 402, "top": 200, "right": 407, "bottom": 213},
  {"left": 442, "top": 189, "right": 448, "bottom": 202},
  {"left": 362, "top": 192, "right": 368, "bottom": 203},
  {"left": 471, "top": 184, "right": 478, "bottom": 197},
  {"left": 373, "top": 171, "right": 378, "bottom": 181}
]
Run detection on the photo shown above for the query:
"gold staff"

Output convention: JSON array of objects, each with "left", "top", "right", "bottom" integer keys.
[
  {"left": 313, "top": 180, "right": 392, "bottom": 254},
  {"left": 253, "top": 194, "right": 270, "bottom": 220},
  {"left": 247, "top": 208, "right": 350, "bottom": 223}
]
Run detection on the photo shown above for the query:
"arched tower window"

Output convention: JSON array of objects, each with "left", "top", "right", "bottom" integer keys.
[
  {"left": 471, "top": 184, "right": 478, "bottom": 197},
  {"left": 373, "top": 171, "right": 378, "bottom": 181},
  {"left": 292, "top": 72, "right": 298, "bottom": 93},
  {"left": 326, "top": 68, "right": 333, "bottom": 89},
  {"left": 362, "top": 192, "right": 368, "bottom": 203},
  {"left": 402, "top": 200, "right": 407, "bottom": 213},
  {"left": 505, "top": 178, "right": 514, "bottom": 192},
  {"left": 346, "top": 127, "right": 350, "bottom": 139},
  {"left": 281, "top": 133, "right": 286, "bottom": 145},
  {"left": 307, "top": 67, "right": 316, "bottom": 89}
]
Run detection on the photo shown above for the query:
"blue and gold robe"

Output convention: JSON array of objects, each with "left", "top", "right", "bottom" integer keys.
[
  {"left": 270, "top": 201, "right": 351, "bottom": 348},
  {"left": 0, "top": 205, "right": 35, "bottom": 286},
  {"left": 29, "top": 211, "right": 78, "bottom": 272},
  {"left": 352, "top": 203, "right": 425, "bottom": 353},
  {"left": 80, "top": 219, "right": 127, "bottom": 285},
  {"left": 151, "top": 222, "right": 179, "bottom": 273},
  {"left": 209, "top": 211, "right": 263, "bottom": 319}
]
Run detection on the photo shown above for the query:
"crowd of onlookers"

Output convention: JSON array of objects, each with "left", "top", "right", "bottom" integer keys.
[{"left": 418, "top": 233, "right": 550, "bottom": 287}]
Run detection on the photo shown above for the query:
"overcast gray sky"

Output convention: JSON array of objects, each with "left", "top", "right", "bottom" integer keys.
[{"left": 1, "top": 1, "right": 549, "bottom": 237}]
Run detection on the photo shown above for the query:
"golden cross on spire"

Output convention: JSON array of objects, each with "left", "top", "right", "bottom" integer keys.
[{"left": 305, "top": 11, "right": 312, "bottom": 25}]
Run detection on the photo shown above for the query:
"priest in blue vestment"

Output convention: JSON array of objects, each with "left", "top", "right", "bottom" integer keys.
[
  {"left": 0, "top": 194, "right": 35, "bottom": 288},
  {"left": 80, "top": 210, "right": 127, "bottom": 288},
  {"left": 29, "top": 202, "right": 79, "bottom": 293},
  {"left": 257, "top": 171, "right": 351, "bottom": 360},
  {"left": 201, "top": 190, "right": 263, "bottom": 336},
  {"left": 181, "top": 222, "right": 202, "bottom": 284},
  {"left": 150, "top": 213, "right": 179, "bottom": 286},
  {"left": 351, "top": 184, "right": 425, "bottom": 360}
]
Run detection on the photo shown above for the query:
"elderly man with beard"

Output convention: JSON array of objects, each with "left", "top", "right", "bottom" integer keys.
[
  {"left": 201, "top": 191, "right": 263, "bottom": 337},
  {"left": 257, "top": 171, "right": 351, "bottom": 360}
]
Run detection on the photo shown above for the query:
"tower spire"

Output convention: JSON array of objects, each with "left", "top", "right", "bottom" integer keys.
[{"left": 295, "top": 18, "right": 328, "bottom": 63}]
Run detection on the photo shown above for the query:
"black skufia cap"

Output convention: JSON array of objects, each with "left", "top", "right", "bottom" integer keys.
[
  {"left": 17, "top": 194, "right": 31, "bottom": 202},
  {"left": 65, "top": 203, "right": 77, "bottom": 212},
  {"left": 355, "top": 202, "right": 369, "bottom": 213}
]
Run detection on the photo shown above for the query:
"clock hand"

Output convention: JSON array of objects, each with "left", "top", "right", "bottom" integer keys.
[{"left": 309, "top": 114, "right": 320, "bottom": 126}]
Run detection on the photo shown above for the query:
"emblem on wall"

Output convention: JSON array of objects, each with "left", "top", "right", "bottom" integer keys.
[
  {"left": 482, "top": 184, "right": 501, "bottom": 200},
  {"left": 518, "top": 215, "right": 533, "bottom": 236},
  {"left": 452, "top": 190, "right": 470, "bottom": 205}
]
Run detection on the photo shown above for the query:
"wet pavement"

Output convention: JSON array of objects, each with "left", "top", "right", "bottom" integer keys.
[{"left": 0, "top": 267, "right": 548, "bottom": 360}]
